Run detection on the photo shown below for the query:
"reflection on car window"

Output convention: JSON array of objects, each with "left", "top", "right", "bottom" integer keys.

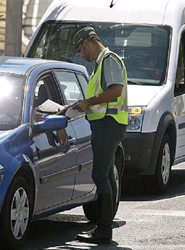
[
  {"left": 28, "top": 22, "right": 170, "bottom": 86},
  {"left": 54, "top": 71, "right": 83, "bottom": 104},
  {"left": 34, "top": 81, "right": 49, "bottom": 107},
  {"left": 0, "top": 73, "right": 25, "bottom": 130},
  {"left": 34, "top": 74, "right": 63, "bottom": 122},
  {"left": 76, "top": 74, "right": 88, "bottom": 97}
]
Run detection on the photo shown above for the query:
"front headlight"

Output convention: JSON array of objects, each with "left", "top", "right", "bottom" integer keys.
[{"left": 127, "top": 107, "right": 145, "bottom": 132}]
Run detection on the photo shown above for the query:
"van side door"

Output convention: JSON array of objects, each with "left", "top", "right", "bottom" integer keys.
[{"left": 174, "top": 31, "right": 185, "bottom": 159}]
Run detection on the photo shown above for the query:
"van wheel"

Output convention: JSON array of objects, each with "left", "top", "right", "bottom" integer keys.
[
  {"left": 143, "top": 133, "right": 172, "bottom": 194},
  {"left": 83, "top": 156, "right": 122, "bottom": 222},
  {"left": 0, "top": 177, "right": 32, "bottom": 250}
]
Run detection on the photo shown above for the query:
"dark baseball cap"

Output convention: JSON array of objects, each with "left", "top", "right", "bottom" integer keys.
[{"left": 73, "top": 27, "right": 96, "bottom": 51}]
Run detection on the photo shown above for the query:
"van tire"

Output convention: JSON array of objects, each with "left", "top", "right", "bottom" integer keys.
[{"left": 143, "top": 133, "right": 172, "bottom": 194}]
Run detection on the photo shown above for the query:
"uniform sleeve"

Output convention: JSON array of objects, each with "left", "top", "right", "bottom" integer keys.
[{"left": 103, "top": 55, "right": 125, "bottom": 87}]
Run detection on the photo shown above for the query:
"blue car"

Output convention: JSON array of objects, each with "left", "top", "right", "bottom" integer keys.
[{"left": 0, "top": 57, "right": 124, "bottom": 249}]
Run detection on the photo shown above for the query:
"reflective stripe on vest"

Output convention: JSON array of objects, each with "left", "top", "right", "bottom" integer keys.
[{"left": 86, "top": 51, "right": 128, "bottom": 125}]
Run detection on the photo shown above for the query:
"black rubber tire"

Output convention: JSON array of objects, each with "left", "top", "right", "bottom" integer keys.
[
  {"left": 143, "top": 133, "right": 172, "bottom": 194},
  {"left": 83, "top": 155, "right": 123, "bottom": 222},
  {"left": 0, "top": 176, "right": 32, "bottom": 250}
]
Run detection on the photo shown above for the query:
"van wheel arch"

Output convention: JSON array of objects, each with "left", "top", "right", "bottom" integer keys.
[
  {"left": 151, "top": 112, "right": 176, "bottom": 171},
  {"left": 143, "top": 112, "right": 176, "bottom": 194}
]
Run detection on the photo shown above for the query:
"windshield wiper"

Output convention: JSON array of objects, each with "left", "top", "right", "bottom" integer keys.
[{"left": 128, "top": 79, "right": 143, "bottom": 85}]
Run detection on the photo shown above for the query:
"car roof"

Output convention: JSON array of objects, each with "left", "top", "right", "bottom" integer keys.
[{"left": 0, "top": 56, "right": 88, "bottom": 76}]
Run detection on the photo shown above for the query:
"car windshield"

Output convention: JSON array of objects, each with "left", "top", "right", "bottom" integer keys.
[
  {"left": 0, "top": 73, "right": 25, "bottom": 130},
  {"left": 28, "top": 22, "right": 170, "bottom": 86}
]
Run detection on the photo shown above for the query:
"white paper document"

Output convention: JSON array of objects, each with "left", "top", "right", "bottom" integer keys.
[
  {"left": 36, "top": 99, "right": 81, "bottom": 119},
  {"left": 65, "top": 106, "right": 81, "bottom": 119},
  {"left": 36, "top": 99, "right": 66, "bottom": 113}
]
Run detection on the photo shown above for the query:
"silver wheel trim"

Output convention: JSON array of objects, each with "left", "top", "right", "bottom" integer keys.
[
  {"left": 161, "top": 142, "right": 171, "bottom": 185},
  {"left": 11, "top": 187, "right": 29, "bottom": 240}
]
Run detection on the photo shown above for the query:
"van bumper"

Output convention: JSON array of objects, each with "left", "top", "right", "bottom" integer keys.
[{"left": 122, "top": 131, "right": 156, "bottom": 175}]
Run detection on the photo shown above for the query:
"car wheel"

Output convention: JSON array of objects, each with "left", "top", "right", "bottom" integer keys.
[
  {"left": 83, "top": 153, "right": 123, "bottom": 222},
  {"left": 143, "top": 133, "right": 172, "bottom": 194},
  {"left": 0, "top": 176, "right": 32, "bottom": 250}
]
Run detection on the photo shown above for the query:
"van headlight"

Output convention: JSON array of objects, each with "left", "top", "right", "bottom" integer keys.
[{"left": 127, "top": 107, "right": 145, "bottom": 132}]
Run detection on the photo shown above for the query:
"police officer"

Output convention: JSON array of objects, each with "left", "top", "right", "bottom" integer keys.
[{"left": 73, "top": 27, "right": 128, "bottom": 244}]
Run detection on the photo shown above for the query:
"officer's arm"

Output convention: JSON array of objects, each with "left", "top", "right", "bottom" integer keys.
[
  {"left": 73, "top": 84, "right": 123, "bottom": 112},
  {"left": 88, "top": 84, "right": 123, "bottom": 105}
]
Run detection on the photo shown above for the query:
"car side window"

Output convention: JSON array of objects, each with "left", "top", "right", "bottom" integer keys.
[
  {"left": 33, "top": 73, "right": 62, "bottom": 122},
  {"left": 76, "top": 73, "right": 88, "bottom": 98},
  {"left": 54, "top": 71, "right": 84, "bottom": 105},
  {"left": 174, "top": 33, "right": 185, "bottom": 96}
]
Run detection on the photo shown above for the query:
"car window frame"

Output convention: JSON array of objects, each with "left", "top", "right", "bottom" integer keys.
[
  {"left": 53, "top": 69, "right": 88, "bottom": 119},
  {"left": 30, "top": 69, "right": 65, "bottom": 124}
]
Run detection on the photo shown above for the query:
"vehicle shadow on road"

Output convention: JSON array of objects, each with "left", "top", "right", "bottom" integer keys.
[
  {"left": 121, "top": 165, "right": 185, "bottom": 201},
  {"left": 26, "top": 214, "right": 129, "bottom": 250}
]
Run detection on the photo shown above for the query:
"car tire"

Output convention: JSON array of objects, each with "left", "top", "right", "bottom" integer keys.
[
  {"left": 83, "top": 154, "right": 123, "bottom": 222},
  {"left": 0, "top": 176, "right": 32, "bottom": 250},
  {"left": 143, "top": 133, "right": 172, "bottom": 194}
]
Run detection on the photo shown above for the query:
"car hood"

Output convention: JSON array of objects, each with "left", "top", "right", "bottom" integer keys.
[
  {"left": 0, "top": 124, "right": 29, "bottom": 142},
  {"left": 128, "top": 85, "right": 163, "bottom": 106}
]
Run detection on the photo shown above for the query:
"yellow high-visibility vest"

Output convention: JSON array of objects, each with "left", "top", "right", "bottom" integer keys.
[{"left": 86, "top": 52, "right": 128, "bottom": 125}]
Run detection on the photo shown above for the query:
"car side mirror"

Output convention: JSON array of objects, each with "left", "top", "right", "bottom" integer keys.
[{"left": 33, "top": 115, "right": 68, "bottom": 134}]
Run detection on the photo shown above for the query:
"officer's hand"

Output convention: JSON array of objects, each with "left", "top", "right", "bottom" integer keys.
[{"left": 73, "top": 100, "right": 90, "bottom": 112}]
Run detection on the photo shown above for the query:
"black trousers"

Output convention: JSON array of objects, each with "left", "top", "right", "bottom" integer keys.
[{"left": 89, "top": 116, "right": 127, "bottom": 196}]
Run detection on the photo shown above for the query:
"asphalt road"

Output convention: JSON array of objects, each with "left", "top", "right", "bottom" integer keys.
[{"left": 24, "top": 163, "right": 185, "bottom": 250}]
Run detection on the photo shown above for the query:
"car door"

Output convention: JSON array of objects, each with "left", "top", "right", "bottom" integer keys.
[
  {"left": 54, "top": 70, "right": 95, "bottom": 199},
  {"left": 32, "top": 72, "right": 78, "bottom": 212}
]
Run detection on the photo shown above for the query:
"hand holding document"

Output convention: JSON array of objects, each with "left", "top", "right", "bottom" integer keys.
[
  {"left": 36, "top": 99, "right": 81, "bottom": 119},
  {"left": 36, "top": 99, "right": 66, "bottom": 114},
  {"left": 64, "top": 106, "right": 81, "bottom": 119},
  {"left": 72, "top": 100, "right": 90, "bottom": 113}
]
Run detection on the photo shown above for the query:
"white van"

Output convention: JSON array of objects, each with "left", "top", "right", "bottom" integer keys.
[{"left": 24, "top": 0, "right": 185, "bottom": 194}]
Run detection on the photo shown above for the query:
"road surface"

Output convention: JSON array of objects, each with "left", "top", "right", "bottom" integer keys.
[{"left": 25, "top": 163, "right": 185, "bottom": 250}]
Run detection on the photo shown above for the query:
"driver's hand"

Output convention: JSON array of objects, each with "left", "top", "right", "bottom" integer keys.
[
  {"left": 57, "top": 129, "right": 68, "bottom": 145},
  {"left": 35, "top": 113, "right": 45, "bottom": 122}
]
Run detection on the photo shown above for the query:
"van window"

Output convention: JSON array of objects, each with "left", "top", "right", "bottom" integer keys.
[
  {"left": 175, "top": 36, "right": 185, "bottom": 96},
  {"left": 28, "top": 22, "right": 170, "bottom": 86}
]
